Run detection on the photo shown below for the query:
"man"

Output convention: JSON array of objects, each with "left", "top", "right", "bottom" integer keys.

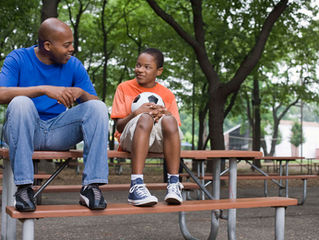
[{"left": 0, "top": 18, "right": 108, "bottom": 211}]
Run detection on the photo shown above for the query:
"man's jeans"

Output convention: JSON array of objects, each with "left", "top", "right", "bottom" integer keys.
[{"left": 3, "top": 96, "right": 109, "bottom": 186}]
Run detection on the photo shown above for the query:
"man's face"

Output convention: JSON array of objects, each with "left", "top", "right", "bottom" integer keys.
[
  {"left": 46, "top": 28, "right": 74, "bottom": 65},
  {"left": 134, "top": 53, "right": 163, "bottom": 88}
]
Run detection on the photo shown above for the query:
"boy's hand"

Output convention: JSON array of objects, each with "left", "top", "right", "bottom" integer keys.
[
  {"left": 150, "top": 105, "right": 169, "bottom": 123},
  {"left": 135, "top": 103, "right": 169, "bottom": 122}
]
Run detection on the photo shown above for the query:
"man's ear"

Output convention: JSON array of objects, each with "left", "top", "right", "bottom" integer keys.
[
  {"left": 156, "top": 67, "right": 163, "bottom": 76},
  {"left": 43, "top": 41, "right": 51, "bottom": 52}
]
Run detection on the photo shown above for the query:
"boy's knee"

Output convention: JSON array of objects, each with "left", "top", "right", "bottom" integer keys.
[
  {"left": 136, "top": 113, "right": 154, "bottom": 130},
  {"left": 161, "top": 115, "right": 178, "bottom": 133}
]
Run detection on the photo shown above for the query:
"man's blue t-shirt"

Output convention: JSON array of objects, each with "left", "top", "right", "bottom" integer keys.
[{"left": 0, "top": 45, "right": 97, "bottom": 120}]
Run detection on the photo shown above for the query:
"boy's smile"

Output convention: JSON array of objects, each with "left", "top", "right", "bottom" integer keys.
[{"left": 134, "top": 53, "right": 163, "bottom": 88}]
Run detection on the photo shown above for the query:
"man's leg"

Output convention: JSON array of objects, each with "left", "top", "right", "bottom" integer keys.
[
  {"left": 44, "top": 100, "right": 109, "bottom": 209},
  {"left": 3, "top": 96, "right": 41, "bottom": 211}
]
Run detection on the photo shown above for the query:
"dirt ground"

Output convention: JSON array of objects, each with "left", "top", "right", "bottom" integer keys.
[{"left": 2, "top": 163, "right": 319, "bottom": 240}]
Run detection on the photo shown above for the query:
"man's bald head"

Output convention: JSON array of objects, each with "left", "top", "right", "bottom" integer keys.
[{"left": 38, "top": 18, "right": 72, "bottom": 49}]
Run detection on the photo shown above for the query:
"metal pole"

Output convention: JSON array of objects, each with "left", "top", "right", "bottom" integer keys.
[
  {"left": 275, "top": 207, "right": 285, "bottom": 240},
  {"left": 1, "top": 158, "right": 17, "bottom": 240},
  {"left": 228, "top": 158, "right": 237, "bottom": 240},
  {"left": 22, "top": 219, "right": 34, "bottom": 240}
]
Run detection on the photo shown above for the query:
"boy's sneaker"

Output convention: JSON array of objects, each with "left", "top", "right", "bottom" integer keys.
[
  {"left": 164, "top": 176, "right": 184, "bottom": 205},
  {"left": 14, "top": 184, "right": 36, "bottom": 212},
  {"left": 128, "top": 178, "right": 158, "bottom": 206},
  {"left": 79, "top": 184, "right": 107, "bottom": 210}
]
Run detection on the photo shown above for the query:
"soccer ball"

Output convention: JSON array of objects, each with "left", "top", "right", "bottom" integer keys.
[{"left": 131, "top": 92, "right": 165, "bottom": 112}]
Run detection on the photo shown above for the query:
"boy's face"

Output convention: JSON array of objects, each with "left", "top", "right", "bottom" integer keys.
[{"left": 134, "top": 53, "right": 163, "bottom": 88}]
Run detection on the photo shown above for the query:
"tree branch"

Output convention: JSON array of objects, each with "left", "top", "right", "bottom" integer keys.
[{"left": 225, "top": 0, "right": 289, "bottom": 95}]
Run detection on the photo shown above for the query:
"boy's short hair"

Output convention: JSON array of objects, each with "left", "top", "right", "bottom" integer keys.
[{"left": 140, "top": 48, "right": 164, "bottom": 68}]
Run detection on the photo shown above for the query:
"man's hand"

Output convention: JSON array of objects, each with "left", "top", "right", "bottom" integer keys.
[{"left": 43, "top": 86, "right": 83, "bottom": 108}]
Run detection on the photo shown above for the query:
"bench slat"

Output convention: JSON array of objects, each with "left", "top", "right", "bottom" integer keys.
[
  {"left": 34, "top": 182, "right": 199, "bottom": 192},
  {"left": 0, "top": 148, "right": 262, "bottom": 160},
  {"left": 181, "top": 174, "right": 318, "bottom": 180},
  {"left": 0, "top": 173, "right": 51, "bottom": 180},
  {"left": 0, "top": 182, "right": 199, "bottom": 194},
  {"left": 6, "top": 197, "right": 297, "bottom": 219}
]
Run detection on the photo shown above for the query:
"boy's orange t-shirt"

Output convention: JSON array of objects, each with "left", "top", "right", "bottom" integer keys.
[{"left": 111, "top": 79, "right": 181, "bottom": 141}]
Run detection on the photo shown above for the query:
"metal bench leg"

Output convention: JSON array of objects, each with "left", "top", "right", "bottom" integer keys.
[
  {"left": 275, "top": 207, "right": 285, "bottom": 240},
  {"left": 264, "top": 180, "right": 268, "bottom": 197},
  {"left": 22, "top": 219, "right": 34, "bottom": 240},
  {"left": 1, "top": 158, "right": 17, "bottom": 240},
  {"left": 298, "top": 179, "right": 307, "bottom": 205}
]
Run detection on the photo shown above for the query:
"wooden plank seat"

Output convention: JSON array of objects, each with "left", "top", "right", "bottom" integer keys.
[
  {"left": 0, "top": 173, "right": 51, "bottom": 180},
  {"left": 35, "top": 182, "right": 199, "bottom": 193},
  {"left": 180, "top": 173, "right": 317, "bottom": 205},
  {"left": 6, "top": 197, "right": 298, "bottom": 240},
  {"left": 0, "top": 182, "right": 199, "bottom": 194},
  {"left": 180, "top": 173, "right": 318, "bottom": 180}
]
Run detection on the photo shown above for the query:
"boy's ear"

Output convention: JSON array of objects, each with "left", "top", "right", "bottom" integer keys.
[{"left": 156, "top": 67, "right": 163, "bottom": 76}]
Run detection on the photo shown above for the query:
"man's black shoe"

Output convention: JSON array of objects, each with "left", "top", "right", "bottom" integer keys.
[
  {"left": 14, "top": 185, "right": 36, "bottom": 212},
  {"left": 79, "top": 184, "right": 107, "bottom": 210}
]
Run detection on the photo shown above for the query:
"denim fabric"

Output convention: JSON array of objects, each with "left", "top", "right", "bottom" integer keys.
[{"left": 3, "top": 96, "right": 109, "bottom": 185}]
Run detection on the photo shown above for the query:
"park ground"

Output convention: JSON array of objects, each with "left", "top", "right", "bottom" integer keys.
[{"left": 1, "top": 162, "right": 319, "bottom": 240}]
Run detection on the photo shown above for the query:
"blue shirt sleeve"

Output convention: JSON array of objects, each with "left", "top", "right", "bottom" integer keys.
[
  {"left": 0, "top": 51, "right": 20, "bottom": 87},
  {"left": 71, "top": 58, "right": 97, "bottom": 97}
]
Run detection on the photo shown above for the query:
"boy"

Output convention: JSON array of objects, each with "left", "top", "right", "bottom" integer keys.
[{"left": 111, "top": 48, "right": 183, "bottom": 206}]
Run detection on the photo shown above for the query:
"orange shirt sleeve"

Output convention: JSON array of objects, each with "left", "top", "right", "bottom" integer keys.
[{"left": 110, "top": 84, "right": 130, "bottom": 119}]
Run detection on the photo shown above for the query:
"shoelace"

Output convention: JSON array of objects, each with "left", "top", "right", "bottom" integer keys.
[
  {"left": 16, "top": 187, "right": 32, "bottom": 201},
  {"left": 129, "top": 184, "right": 151, "bottom": 198},
  {"left": 89, "top": 185, "right": 101, "bottom": 201},
  {"left": 167, "top": 182, "right": 184, "bottom": 194}
]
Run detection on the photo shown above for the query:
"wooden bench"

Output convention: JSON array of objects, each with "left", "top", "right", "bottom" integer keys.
[
  {"left": 180, "top": 173, "right": 317, "bottom": 205},
  {"left": 1, "top": 148, "right": 298, "bottom": 240},
  {"left": 6, "top": 197, "right": 297, "bottom": 240},
  {"left": 0, "top": 173, "right": 51, "bottom": 180},
  {"left": 0, "top": 182, "right": 200, "bottom": 194}
]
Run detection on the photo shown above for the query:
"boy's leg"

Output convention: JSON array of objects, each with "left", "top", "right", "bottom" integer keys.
[
  {"left": 161, "top": 116, "right": 181, "bottom": 174},
  {"left": 121, "top": 113, "right": 158, "bottom": 206},
  {"left": 131, "top": 113, "right": 154, "bottom": 174},
  {"left": 3, "top": 96, "right": 42, "bottom": 211},
  {"left": 160, "top": 115, "right": 184, "bottom": 204}
]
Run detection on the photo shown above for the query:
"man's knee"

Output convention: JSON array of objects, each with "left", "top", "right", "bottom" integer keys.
[
  {"left": 85, "top": 100, "right": 108, "bottom": 120},
  {"left": 7, "top": 96, "right": 36, "bottom": 116}
]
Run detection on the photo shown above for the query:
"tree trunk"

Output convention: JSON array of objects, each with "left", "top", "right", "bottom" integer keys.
[
  {"left": 101, "top": 0, "right": 108, "bottom": 102},
  {"left": 41, "top": 0, "right": 60, "bottom": 22},
  {"left": 252, "top": 76, "right": 261, "bottom": 167}
]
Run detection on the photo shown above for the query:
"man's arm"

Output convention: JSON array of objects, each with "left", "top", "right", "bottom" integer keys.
[
  {"left": 0, "top": 86, "right": 98, "bottom": 107},
  {"left": 0, "top": 86, "right": 45, "bottom": 104}
]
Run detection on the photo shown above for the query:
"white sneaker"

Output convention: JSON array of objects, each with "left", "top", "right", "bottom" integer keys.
[{"left": 164, "top": 181, "right": 184, "bottom": 204}]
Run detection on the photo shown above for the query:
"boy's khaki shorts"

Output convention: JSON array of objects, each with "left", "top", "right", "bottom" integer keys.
[{"left": 120, "top": 113, "right": 183, "bottom": 153}]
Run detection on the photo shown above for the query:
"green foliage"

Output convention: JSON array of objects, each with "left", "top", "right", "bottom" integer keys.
[{"left": 290, "top": 121, "right": 305, "bottom": 147}]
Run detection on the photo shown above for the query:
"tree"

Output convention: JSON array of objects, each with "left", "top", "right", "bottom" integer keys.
[
  {"left": 41, "top": 0, "right": 60, "bottom": 22},
  {"left": 146, "top": 0, "right": 290, "bottom": 153},
  {"left": 290, "top": 121, "right": 305, "bottom": 148}
]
